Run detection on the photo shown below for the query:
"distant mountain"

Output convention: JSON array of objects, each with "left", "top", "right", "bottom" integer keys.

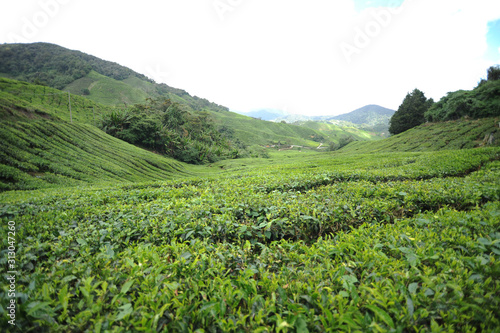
[
  {"left": 329, "top": 105, "right": 395, "bottom": 134},
  {"left": 236, "top": 109, "right": 289, "bottom": 121}
]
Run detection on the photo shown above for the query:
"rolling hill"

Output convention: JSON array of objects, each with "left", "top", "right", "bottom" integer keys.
[
  {"left": 341, "top": 117, "right": 500, "bottom": 153},
  {"left": 0, "top": 78, "right": 200, "bottom": 191},
  {"left": 0, "top": 42, "right": 373, "bottom": 149},
  {"left": 330, "top": 104, "right": 395, "bottom": 134}
]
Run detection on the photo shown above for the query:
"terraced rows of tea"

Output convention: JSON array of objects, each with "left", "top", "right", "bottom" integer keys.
[
  {"left": 0, "top": 120, "right": 188, "bottom": 191},
  {"left": 1, "top": 148, "right": 500, "bottom": 332}
]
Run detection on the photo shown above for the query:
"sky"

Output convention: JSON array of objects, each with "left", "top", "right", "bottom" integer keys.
[{"left": 1, "top": 0, "right": 500, "bottom": 116}]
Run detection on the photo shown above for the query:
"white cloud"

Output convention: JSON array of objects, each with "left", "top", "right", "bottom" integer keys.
[{"left": 1, "top": 0, "right": 499, "bottom": 115}]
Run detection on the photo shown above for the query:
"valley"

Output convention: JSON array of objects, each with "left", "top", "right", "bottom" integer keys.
[{"left": 0, "top": 42, "right": 499, "bottom": 332}]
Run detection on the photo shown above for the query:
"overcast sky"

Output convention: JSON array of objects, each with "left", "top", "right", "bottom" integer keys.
[{"left": 1, "top": 0, "right": 500, "bottom": 116}]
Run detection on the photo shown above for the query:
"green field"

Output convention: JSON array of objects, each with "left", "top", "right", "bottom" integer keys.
[
  {"left": 1, "top": 68, "right": 500, "bottom": 331},
  {"left": 1, "top": 146, "right": 499, "bottom": 332}
]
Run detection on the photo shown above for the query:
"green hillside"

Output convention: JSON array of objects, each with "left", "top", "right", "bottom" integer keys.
[
  {"left": 330, "top": 104, "right": 395, "bottom": 133},
  {"left": 0, "top": 78, "right": 193, "bottom": 191},
  {"left": 64, "top": 70, "right": 151, "bottom": 106},
  {"left": 0, "top": 43, "right": 382, "bottom": 150},
  {"left": 342, "top": 117, "right": 500, "bottom": 154},
  {"left": 425, "top": 78, "right": 500, "bottom": 122},
  {"left": 291, "top": 120, "right": 378, "bottom": 143},
  {"left": 0, "top": 120, "right": 188, "bottom": 191},
  {"left": 210, "top": 110, "right": 326, "bottom": 148},
  {"left": 0, "top": 77, "right": 115, "bottom": 124}
]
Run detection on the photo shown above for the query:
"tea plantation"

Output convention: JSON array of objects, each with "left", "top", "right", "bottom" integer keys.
[{"left": 1, "top": 147, "right": 500, "bottom": 332}]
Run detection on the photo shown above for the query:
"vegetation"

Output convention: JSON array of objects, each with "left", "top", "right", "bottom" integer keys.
[
  {"left": 0, "top": 77, "right": 114, "bottom": 124},
  {"left": 0, "top": 120, "right": 189, "bottom": 191},
  {"left": 2, "top": 44, "right": 500, "bottom": 332},
  {"left": 330, "top": 105, "right": 395, "bottom": 134},
  {"left": 425, "top": 67, "right": 500, "bottom": 122},
  {"left": 342, "top": 117, "right": 500, "bottom": 153},
  {"left": 100, "top": 98, "right": 239, "bottom": 164},
  {"left": 289, "top": 121, "right": 377, "bottom": 146},
  {"left": 1, "top": 148, "right": 500, "bottom": 332},
  {"left": 389, "top": 89, "right": 434, "bottom": 135}
]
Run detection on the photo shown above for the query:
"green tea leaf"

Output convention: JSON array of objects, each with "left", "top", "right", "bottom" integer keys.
[
  {"left": 116, "top": 303, "right": 133, "bottom": 320},
  {"left": 365, "top": 305, "right": 395, "bottom": 329},
  {"left": 408, "top": 282, "right": 419, "bottom": 295},
  {"left": 120, "top": 279, "right": 135, "bottom": 295},
  {"left": 406, "top": 296, "right": 414, "bottom": 317}
]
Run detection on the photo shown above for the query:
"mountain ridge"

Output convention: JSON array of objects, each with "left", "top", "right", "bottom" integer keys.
[{"left": 0, "top": 42, "right": 380, "bottom": 149}]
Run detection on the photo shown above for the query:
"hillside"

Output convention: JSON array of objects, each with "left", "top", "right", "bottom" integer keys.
[
  {"left": 0, "top": 78, "right": 196, "bottom": 191},
  {"left": 330, "top": 104, "right": 395, "bottom": 134},
  {"left": 0, "top": 43, "right": 373, "bottom": 149},
  {"left": 288, "top": 120, "right": 379, "bottom": 144},
  {"left": 0, "top": 77, "right": 114, "bottom": 124},
  {"left": 341, "top": 117, "right": 500, "bottom": 153},
  {"left": 0, "top": 120, "right": 189, "bottom": 191},
  {"left": 425, "top": 78, "right": 500, "bottom": 122},
  {"left": 209, "top": 110, "right": 326, "bottom": 148},
  {"left": 0, "top": 43, "right": 228, "bottom": 112}
]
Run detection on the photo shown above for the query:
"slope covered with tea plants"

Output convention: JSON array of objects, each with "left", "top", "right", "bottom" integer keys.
[
  {"left": 0, "top": 120, "right": 190, "bottom": 191},
  {"left": 0, "top": 78, "right": 195, "bottom": 191},
  {"left": 342, "top": 117, "right": 500, "bottom": 154},
  {"left": 1, "top": 148, "right": 499, "bottom": 332}
]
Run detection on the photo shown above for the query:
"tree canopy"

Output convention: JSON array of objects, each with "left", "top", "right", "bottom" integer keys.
[
  {"left": 389, "top": 89, "right": 434, "bottom": 135},
  {"left": 425, "top": 66, "right": 500, "bottom": 122},
  {"left": 100, "top": 98, "right": 238, "bottom": 164}
]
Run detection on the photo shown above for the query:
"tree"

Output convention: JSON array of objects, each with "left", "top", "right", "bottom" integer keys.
[
  {"left": 487, "top": 65, "right": 500, "bottom": 81},
  {"left": 389, "top": 89, "right": 434, "bottom": 135}
]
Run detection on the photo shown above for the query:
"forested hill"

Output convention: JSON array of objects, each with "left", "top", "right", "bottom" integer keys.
[
  {"left": 0, "top": 42, "right": 150, "bottom": 89},
  {"left": 0, "top": 42, "right": 228, "bottom": 112}
]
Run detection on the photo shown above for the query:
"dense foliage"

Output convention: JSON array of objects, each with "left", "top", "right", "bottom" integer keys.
[
  {"left": 389, "top": 89, "right": 434, "bottom": 135},
  {"left": 1, "top": 148, "right": 499, "bottom": 332},
  {"left": 425, "top": 78, "right": 500, "bottom": 122},
  {"left": 0, "top": 43, "right": 149, "bottom": 89},
  {"left": 100, "top": 98, "right": 239, "bottom": 164}
]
